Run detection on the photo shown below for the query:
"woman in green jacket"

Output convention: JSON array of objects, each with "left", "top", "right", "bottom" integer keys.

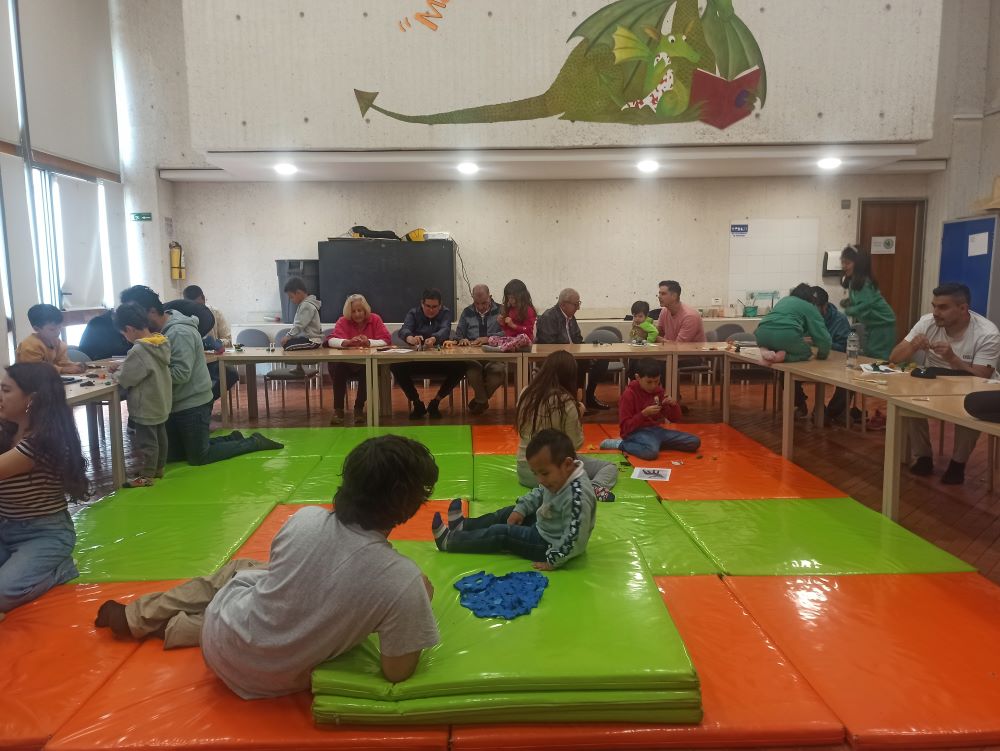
[{"left": 840, "top": 245, "right": 897, "bottom": 359}]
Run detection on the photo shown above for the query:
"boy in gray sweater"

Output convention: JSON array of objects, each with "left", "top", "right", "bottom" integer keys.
[
  {"left": 279, "top": 277, "right": 323, "bottom": 345},
  {"left": 111, "top": 303, "right": 172, "bottom": 486},
  {"left": 433, "top": 429, "right": 596, "bottom": 569}
]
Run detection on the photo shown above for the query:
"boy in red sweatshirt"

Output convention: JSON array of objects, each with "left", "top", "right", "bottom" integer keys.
[{"left": 600, "top": 359, "right": 701, "bottom": 459}]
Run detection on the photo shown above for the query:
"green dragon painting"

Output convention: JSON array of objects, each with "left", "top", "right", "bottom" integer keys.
[{"left": 355, "top": 0, "right": 766, "bottom": 129}]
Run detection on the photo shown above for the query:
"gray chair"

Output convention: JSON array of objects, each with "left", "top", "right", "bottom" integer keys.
[
  {"left": 584, "top": 328, "right": 625, "bottom": 387},
  {"left": 66, "top": 347, "right": 91, "bottom": 364},
  {"left": 264, "top": 327, "right": 323, "bottom": 417},
  {"left": 714, "top": 323, "right": 745, "bottom": 341},
  {"left": 591, "top": 325, "right": 623, "bottom": 342}
]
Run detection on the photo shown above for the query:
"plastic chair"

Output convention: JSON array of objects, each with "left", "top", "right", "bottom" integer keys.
[
  {"left": 583, "top": 328, "right": 624, "bottom": 388},
  {"left": 66, "top": 347, "right": 91, "bottom": 363},
  {"left": 714, "top": 323, "right": 745, "bottom": 340},
  {"left": 264, "top": 328, "right": 323, "bottom": 417},
  {"left": 591, "top": 325, "right": 623, "bottom": 342}
]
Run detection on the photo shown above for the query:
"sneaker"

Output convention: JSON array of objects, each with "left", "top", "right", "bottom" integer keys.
[
  {"left": 866, "top": 410, "right": 886, "bottom": 431},
  {"left": 849, "top": 407, "right": 863, "bottom": 424},
  {"left": 251, "top": 433, "right": 285, "bottom": 451},
  {"left": 123, "top": 476, "right": 154, "bottom": 488},
  {"left": 585, "top": 397, "right": 610, "bottom": 411},
  {"left": 353, "top": 403, "right": 366, "bottom": 421},
  {"left": 593, "top": 485, "right": 616, "bottom": 502},
  {"left": 409, "top": 400, "right": 427, "bottom": 420},
  {"left": 941, "top": 460, "right": 966, "bottom": 485},
  {"left": 909, "top": 456, "right": 934, "bottom": 476},
  {"left": 329, "top": 409, "right": 345, "bottom": 425},
  {"left": 468, "top": 399, "right": 488, "bottom": 416},
  {"left": 427, "top": 399, "right": 443, "bottom": 419}
]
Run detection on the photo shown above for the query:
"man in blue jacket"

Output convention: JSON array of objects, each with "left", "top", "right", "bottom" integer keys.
[
  {"left": 392, "top": 288, "right": 465, "bottom": 419},
  {"left": 446, "top": 284, "right": 505, "bottom": 415}
]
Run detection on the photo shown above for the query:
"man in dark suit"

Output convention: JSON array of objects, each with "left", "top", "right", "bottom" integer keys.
[{"left": 535, "top": 288, "right": 609, "bottom": 410}]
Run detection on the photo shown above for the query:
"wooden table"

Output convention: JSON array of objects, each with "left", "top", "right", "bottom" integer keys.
[
  {"left": 65, "top": 381, "right": 125, "bottom": 488},
  {"left": 522, "top": 343, "right": 673, "bottom": 397},
  {"left": 883, "top": 393, "right": 1000, "bottom": 519},
  {"left": 370, "top": 347, "right": 523, "bottom": 424},
  {"left": 218, "top": 347, "right": 373, "bottom": 426}
]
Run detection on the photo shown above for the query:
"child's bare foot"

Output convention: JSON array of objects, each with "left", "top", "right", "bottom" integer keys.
[{"left": 760, "top": 349, "right": 786, "bottom": 363}]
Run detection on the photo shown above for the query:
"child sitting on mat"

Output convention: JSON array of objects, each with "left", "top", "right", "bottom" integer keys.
[
  {"left": 95, "top": 435, "right": 441, "bottom": 697},
  {"left": 433, "top": 429, "right": 596, "bottom": 570},
  {"left": 600, "top": 358, "right": 701, "bottom": 459},
  {"left": 516, "top": 349, "right": 617, "bottom": 501}
]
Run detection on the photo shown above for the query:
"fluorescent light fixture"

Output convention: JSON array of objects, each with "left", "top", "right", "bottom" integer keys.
[
  {"left": 456, "top": 162, "right": 479, "bottom": 175},
  {"left": 274, "top": 163, "right": 298, "bottom": 175},
  {"left": 817, "top": 157, "right": 842, "bottom": 170},
  {"left": 637, "top": 160, "right": 660, "bottom": 173}
]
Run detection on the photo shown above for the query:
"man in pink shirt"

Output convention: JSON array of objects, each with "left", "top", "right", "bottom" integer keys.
[{"left": 655, "top": 280, "right": 706, "bottom": 343}]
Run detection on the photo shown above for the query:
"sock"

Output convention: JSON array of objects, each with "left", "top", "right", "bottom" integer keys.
[
  {"left": 251, "top": 433, "right": 284, "bottom": 450},
  {"left": 600, "top": 438, "right": 623, "bottom": 450},
  {"left": 95, "top": 600, "right": 132, "bottom": 638},
  {"left": 593, "top": 485, "right": 616, "bottom": 502},
  {"left": 229, "top": 430, "right": 245, "bottom": 441},
  {"left": 447, "top": 498, "right": 465, "bottom": 531},
  {"left": 432, "top": 512, "right": 450, "bottom": 551}
]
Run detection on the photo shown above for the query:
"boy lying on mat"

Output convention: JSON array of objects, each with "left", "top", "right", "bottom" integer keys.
[
  {"left": 95, "top": 436, "right": 440, "bottom": 697},
  {"left": 432, "top": 429, "right": 596, "bottom": 570}
]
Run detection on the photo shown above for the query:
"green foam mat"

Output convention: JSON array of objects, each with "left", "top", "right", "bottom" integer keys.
[
  {"left": 139, "top": 456, "right": 322, "bottom": 504},
  {"left": 431, "top": 453, "right": 473, "bottom": 499},
  {"left": 330, "top": 426, "right": 472, "bottom": 456},
  {"left": 472, "top": 455, "right": 529, "bottom": 504},
  {"left": 72, "top": 499, "right": 275, "bottom": 582},
  {"left": 312, "top": 539, "right": 700, "bottom": 725},
  {"left": 287, "top": 455, "right": 343, "bottom": 503},
  {"left": 666, "top": 498, "right": 976, "bottom": 576}
]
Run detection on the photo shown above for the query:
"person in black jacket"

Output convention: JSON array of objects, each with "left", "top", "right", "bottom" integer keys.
[
  {"left": 78, "top": 311, "right": 130, "bottom": 360},
  {"left": 535, "top": 288, "right": 610, "bottom": 410}
]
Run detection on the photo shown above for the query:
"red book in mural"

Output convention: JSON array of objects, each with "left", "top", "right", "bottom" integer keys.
[{"left": 691, "top": 68, "right": 763, "bottom": 130}]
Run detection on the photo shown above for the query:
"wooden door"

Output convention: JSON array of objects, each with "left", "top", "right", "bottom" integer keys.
[{"left": 858, "top": 200, "right": 926, "bottom": 342}]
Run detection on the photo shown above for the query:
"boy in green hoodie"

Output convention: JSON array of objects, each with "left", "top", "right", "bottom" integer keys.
[
  {"left": 111, "top": 303, "right": 173, "bottom": 487},
  {"left": 754, "top": 284, "right": 832, "bottom": 364}
]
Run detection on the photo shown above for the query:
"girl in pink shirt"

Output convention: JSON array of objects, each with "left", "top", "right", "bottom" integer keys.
[
  {"left": 324, "top": 294, "right": 391, "bottom": 424},
  {"left": 487, "top": 279, "right": 536, "bottom": 351}
]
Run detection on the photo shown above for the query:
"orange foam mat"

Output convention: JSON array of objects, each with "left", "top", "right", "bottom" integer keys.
[
  {"left": 472, "top": 424, "right": 613, "bottom": 455},
  {"left": 234, "top": 501, "right": 467, "bottom": 560},
  {"left": 0, "top": 581, "right": 179, "bottom": 751},
  {"left": 726, "top": 573, "right": 1000, "bottom": 749},
  {"left": 629, "top": 451, "right": 843, "bottom": 501},
  {"left": 46, "top": 641, "right": 448, "bottom": 751},
  {"left": 450, "top": 575, "right": 844, "bottom": 751}
]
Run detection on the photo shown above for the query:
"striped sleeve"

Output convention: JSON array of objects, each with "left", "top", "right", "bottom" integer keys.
[
  {"left": 545, "top": 479, "right": 584, "bottom": 567},
  {"left": 0, "top": 439, "right": 68, "bottom": 519}
]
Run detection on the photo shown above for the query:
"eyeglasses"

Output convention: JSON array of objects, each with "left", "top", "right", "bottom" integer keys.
[{"left": 567, "top": 300, "right": 582, "bottom": 308}]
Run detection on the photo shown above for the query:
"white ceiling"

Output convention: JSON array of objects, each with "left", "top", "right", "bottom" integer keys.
[{"left": 158, "top": 144, "right": 945, "bottom": 183}]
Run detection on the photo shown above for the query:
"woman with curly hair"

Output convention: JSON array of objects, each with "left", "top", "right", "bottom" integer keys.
[{"left": 0, "top": 362, "right": 88, "bottom": 615}]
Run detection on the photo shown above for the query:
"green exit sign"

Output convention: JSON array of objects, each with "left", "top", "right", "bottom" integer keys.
[{"left": 131, "top": 212, "right": 152, "bottom": 222}]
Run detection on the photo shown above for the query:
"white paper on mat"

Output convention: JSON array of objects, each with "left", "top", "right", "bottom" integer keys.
[
  {"left": 968, "top": 232, "right": 989, "bottom": 257},
  {"left": 631, "top": 467, "right": 672, "bottom": 481}
]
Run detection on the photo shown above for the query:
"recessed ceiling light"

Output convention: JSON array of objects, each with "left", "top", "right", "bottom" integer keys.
[
  {"left": 637, "top": 160, "right": 660, "bottom": 173},
  {"left": 817, "top": 157, "right": 842, "bottom": 170},
  {"left": 456, "top": 162, "right": 479, "bottom": 175},
  {"left": 274, "top": 163, "right": 298, "bottom": 175}
]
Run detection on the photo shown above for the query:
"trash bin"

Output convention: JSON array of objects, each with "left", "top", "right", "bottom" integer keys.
[{"left": 276, "top": 260, "right": 320, "bottom": 323}]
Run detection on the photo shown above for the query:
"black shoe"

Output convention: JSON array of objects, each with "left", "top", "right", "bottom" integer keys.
[
  {"left": 585, "top": 397, "right": 610, "bottom": 410},
  {"left": 909, "top": 456, "right": 934, "bottom": 476},
  {"left": 941, "top": 460, "right": 966, "bottom": 485},
  {"left": 849, "top": 407, "right": 863, "bottom": 424},
  {"left": 409, "top": 400, "right": 427, "bottom": 420},
  {"left": 468, "top": 399, "right": 488, "bottom": 415},
  {"left": 251, "top": 432, "right": 284, "bottom": 451},
  {"left": 427, "top": 399, "right": 443, "bottom": 419}
]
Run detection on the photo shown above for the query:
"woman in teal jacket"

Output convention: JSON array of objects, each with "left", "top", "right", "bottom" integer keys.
[{"left": 840, "top": 245, "right": 896, "bottom": 359}]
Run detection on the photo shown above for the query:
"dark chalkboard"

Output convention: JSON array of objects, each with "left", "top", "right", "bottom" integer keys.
[{"left": 318, "top": 238, "right": 457, "bottom": 323}]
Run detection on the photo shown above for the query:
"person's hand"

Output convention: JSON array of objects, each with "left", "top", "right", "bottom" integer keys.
[
  {"left": 532, "top": 561, "right": 555, "bottom": 571},
  {"left": 279, "top": 335, "right": 289, "bottom": 347},
  {"left": 424, "top": 337, "right": 437, "bottom": 347},
  {"left": 507, "top": 511, "right": 525, "bottom": 525},
  {"left": 929, "top": 341, "right": 959, "bottom": 364},
  {"left": 355, "top": 334, "right": 369, "bottom": 347},
  {"left": 663, "top": 396, "right": 677, "bottom": 407},
  {"left": 576, "top": 400, "right": 586, "bottom": 417},
  {"left": 475, "top": 337, "right": 490, "bottom": 346},
  {"left": 503, "top": 316, "right": 514, "bottom": 327},
  {"left": 443, "top": 339, "right": 457, "bottom": 348},
  {"left": 421, "top": 574, "right": 434, "bottom": 600},
  {"left": 405, "top": 335, "right": 422, "bottom": 347},
  {"left": 655, "top": 335, "right": 665, "bottom": 344},
  {"left": 911, "top": 334, "right": 931, "bottom": 351},
  {"left": 106, "top": 363, "right": 120, "bottom": 373},
  {"left": 457, "top": 338, "right": 471, "bottom": 347},
  {"left": 642, "top": 404, "right": 662, "bottom": 418},
  {"left": 69, "top": 362, "right": 87, "bottom": 374}
]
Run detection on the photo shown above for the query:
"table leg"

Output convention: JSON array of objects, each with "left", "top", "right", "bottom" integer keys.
[
  {"left": 514, "top": 354, "right": 524, "bottom": 401},
  {"left": 367, "top": 357, "right": 379, "bottom": 427},
  {"left": 220, "top": 360, "right": 230, "bottom": 427},
  {"left": 85, "top": 403, "right": 100, "bottom": 451},
  {"left": 813, "top": 382, "right": 826, "bottom": 429},
  {"left": 109, "top": 388, "right": 125, "bottom": 489},
  {"left": 781, "top": 371, "right": 795, "bottom": 460},
  {"left": 245, "top": 363, "right": 258, "bottom": 422},
  {"left": 722, "top": 355, "right": 731, "bottom": 424},
  {"left": 882, "top": 401, "right": 904, "bottom": 519},
  {"left": 668, "top": 353, "right": 680, "bottom": 400}
]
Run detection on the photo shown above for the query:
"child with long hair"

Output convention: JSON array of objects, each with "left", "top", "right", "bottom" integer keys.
[
  {"left": 484, "top": 279, "right": 536, "bottom": 352},
  {"left": 0, "top": 363, "right": 88, "bottom": 615},
  {"left": 515, "top": 350, "right": 617, "bottom": 501},
  {"left": 840, "top": 245, "right": 897, "bottom": 359}
]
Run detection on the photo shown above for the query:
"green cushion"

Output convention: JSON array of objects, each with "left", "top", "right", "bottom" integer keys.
[
  {"left": 666, "top": 498, "right": 976, "bottom": 576},
  {"left": 472, "top": 455, "right": 526, "bottom": 504},
  {"left": 312, "top": 540, "right": 700, "bottom": 724},
  {"left": 207, "top": 428, "right": 340, "bottom": 458},
  {"left": 71, "top": 499, "right": 275, "bottom": 582},
  {"left": 287, "top": 456, "right": 344, "bottom": 503},
  {"left": 331, "top": 426, "right": 472, "bottom": 456},
  {"left": 431, "top": 453, "right": 473, "bottom": 499},
  {"left": 140, "top": 456, "right": 322, "bottom": 504}
]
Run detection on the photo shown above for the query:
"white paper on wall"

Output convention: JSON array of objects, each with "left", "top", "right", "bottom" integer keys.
[{"left": 968, "top": 232, "right": 989, "bottom": 257}]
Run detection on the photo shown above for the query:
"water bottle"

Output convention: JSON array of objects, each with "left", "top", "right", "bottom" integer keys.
[{"left": 846, "top": 329, "right": 860, "bottom": 368}]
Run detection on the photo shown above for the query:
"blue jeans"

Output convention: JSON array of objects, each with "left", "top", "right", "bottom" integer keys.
[
  {"left": 622, "top": 426, "right": 701, "bottom": 460},
  {"left": 445, "top": 505, "right": 549, "bottom": 562},
  {"left": 165, "top": 401, "right": 263, "bottom": 465},
  {"left": 0, "top": 510, "right": 78, "bottom": 612}
]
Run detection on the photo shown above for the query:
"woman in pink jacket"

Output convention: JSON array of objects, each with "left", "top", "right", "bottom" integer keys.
[
  {"left": 324, "top": 294, "right": 391, "bottom": 424},
  {"left": 498, "top": 279, "right": 537, "bottom": 343}
]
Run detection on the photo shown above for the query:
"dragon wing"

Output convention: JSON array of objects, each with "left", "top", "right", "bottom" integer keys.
[
  {"left": 568, "top": 0, "right": 677, "bottom": 52},
  {"left": 702, "top": 0, "right": 767, "bottom": 104},
  {"left": 612, "top": 26, "right": 655, "bottom": 64}
]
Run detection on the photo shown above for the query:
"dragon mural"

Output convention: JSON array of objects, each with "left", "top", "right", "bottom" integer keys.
[{"left": 355, "top": 0, "right": 766, "bottom": 129}]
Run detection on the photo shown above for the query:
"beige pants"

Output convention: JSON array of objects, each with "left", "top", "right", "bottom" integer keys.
[
  {"left": 124, "top": 558, "right": 265, "bottom": 649},
  {"left": 465, "top": 361, "right": 506, "bottom": 404},
  {"left": 907, "top": 418, "right": 980, "bottom": 464}
]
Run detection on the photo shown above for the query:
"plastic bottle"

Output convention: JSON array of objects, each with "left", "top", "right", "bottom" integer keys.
[{"left": 846, "top": 329, "right": 860, "bottom": 368}]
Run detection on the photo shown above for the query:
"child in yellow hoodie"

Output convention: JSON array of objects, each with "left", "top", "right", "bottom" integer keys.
[
  {"left": 110, "top": 303, "right": 172, "bottom": 487},
  {"left": 15, "top": 304, "right": 86, "bottom": 374}
]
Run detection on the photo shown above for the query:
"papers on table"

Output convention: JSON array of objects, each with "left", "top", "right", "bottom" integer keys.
[
  {"left": 631, "top": 467, "right": 672, "bottom": 481},
  {"left": 860, "top": 363, "right": 903, "bottom": 375}
]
